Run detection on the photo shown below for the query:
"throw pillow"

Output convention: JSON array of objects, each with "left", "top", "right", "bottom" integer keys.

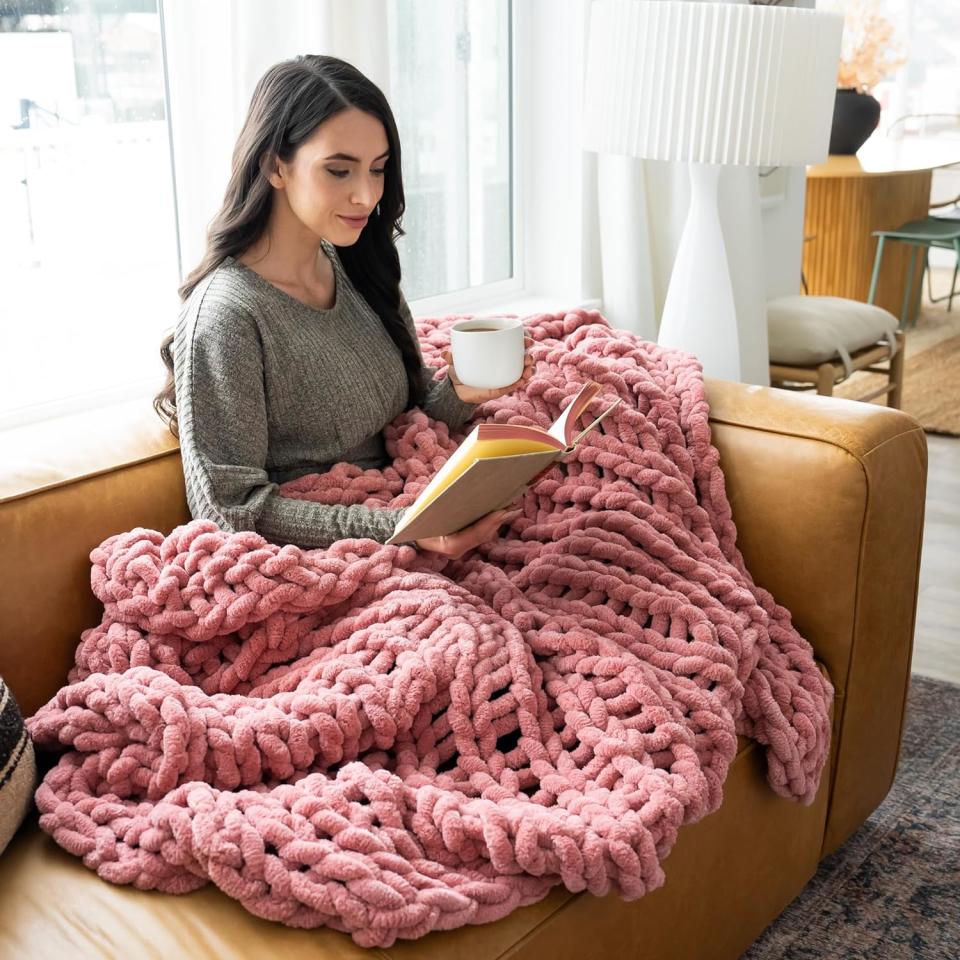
[{"left": 0, "top": 677, "right": 36, "bottom": 855}]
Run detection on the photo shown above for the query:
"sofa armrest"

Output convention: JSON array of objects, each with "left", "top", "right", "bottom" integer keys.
[{"left": 704, "top": 378, "right": 927, "bottom": 854}]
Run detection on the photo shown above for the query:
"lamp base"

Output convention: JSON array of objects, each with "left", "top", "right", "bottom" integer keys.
[{"left": 657, "top": 163, "right": 741, "bottom": 382}]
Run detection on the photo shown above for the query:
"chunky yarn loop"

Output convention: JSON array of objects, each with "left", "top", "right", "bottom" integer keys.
[{"left": 28, "top": 309, "right": 832, "bottom": 948}]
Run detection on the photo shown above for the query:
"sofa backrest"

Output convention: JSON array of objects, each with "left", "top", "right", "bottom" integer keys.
[{"left": 0, "top": 400, "right": 188, "bottom": 717}]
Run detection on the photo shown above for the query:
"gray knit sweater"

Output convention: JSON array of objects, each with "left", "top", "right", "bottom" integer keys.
[{"left": 173, "top": 240, "right": 476, "bottom": 548}]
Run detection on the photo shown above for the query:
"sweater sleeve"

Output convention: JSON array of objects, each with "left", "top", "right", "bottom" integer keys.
[
  {"left": 175, "top": 298, "right": 405, "bottom": 549},
  {"left": 398, "top": 292, "right": 476, "bottom": 431}
]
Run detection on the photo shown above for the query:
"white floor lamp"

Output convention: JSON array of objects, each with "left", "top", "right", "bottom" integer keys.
[{"left": 582, "top": 0, "right": 843, "bottom": 382}]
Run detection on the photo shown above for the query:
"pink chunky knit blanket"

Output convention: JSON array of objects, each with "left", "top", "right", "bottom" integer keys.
[{"left": 28, "top": 309, "right": 832, "bottom": 947}]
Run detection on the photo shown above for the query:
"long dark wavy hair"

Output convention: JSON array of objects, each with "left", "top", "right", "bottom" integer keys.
[{"left": 153, "top": 54, "right": 424, "bottom": 438}]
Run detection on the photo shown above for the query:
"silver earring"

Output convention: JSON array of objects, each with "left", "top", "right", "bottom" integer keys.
[{"left": 375, "top": 203, "right": 381, "bottom": 217}]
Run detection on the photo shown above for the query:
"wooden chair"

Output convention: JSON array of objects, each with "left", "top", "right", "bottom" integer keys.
[
  {"left": 767, "top": 295, "right": 905, "bottom": 408},
  {"left": 770, "top": 329, "right": 905, "bottom": 407}
]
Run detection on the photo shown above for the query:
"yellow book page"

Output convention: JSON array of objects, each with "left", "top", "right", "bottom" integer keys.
[{"left": 404, "top": 435, "right": 557, "bottom": 523}]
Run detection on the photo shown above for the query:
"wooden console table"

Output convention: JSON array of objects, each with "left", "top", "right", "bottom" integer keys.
[{"left": 804, "top": 137, "right": 960, "bottom": 317}]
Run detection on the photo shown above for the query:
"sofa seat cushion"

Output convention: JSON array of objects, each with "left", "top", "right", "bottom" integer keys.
[
  {"left": 767, "top": 295, "right": 899, "bottom": 377},
  {"left": 0, "top": 815, "right": 571, "bottom": 960},
  {"left": 0, "top": 714, "right": 832, "bottom": 960}
]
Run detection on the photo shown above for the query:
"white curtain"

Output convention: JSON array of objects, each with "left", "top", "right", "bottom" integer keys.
[
  {"left": 593, "top": 153, "right": 658, "bottom": 341},
  {"left": 160, "top": 0, "right": 388, "bottom": 278}
]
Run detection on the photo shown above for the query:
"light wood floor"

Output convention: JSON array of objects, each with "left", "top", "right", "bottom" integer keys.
[{"left": 912, "top": 431, "right": 960, "bottom": 684}]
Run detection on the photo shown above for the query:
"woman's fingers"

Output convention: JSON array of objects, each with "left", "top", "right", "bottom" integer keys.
[
  {"left": 415, "top": 506, "right": 520, "bottom": 558},
  {"left": 483, "top": 507, "right": 521, "bottom": 532},
  {"left": 460, "top": 508, "right": 512, "bottom": 541},
  {"left": 472, "top": 509, "right": 508, "bottom": 533}
]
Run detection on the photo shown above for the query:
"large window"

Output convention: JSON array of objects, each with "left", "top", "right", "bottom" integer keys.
[
  {"left": 388, "top": 0, "right": 513, "bottom": 303},
  {"left": 869, "top": 0, "right": 960, "bottom": 126},
  {"left": 0, "top": 0, "right": 180, "bottom": 429},
  {"left": 1, "top": 0, "right": 515, "bottom": 429}
]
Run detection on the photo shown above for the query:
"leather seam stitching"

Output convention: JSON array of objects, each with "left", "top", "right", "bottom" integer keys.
[
  {"left": 707, "top": 417, "right": 920, "bottom": 462},
  {"left": 819, "top": 444, "right": 871, "bottom": 851}
]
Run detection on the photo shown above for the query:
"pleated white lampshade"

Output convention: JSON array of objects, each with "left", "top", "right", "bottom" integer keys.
[{"left": 583, "top": 0, "right": 844, "bottom": 167}]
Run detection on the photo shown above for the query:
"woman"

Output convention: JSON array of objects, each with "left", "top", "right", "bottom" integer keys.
[{"left": 154, "top": 54, "right": 532, "bottom": 558}]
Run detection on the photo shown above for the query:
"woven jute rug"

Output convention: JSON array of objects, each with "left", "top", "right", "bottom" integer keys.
[
  {"left": 742, "top": 674, "right": 960, "bottom": 960},
  {"left": 834, "top": 334, "right": 960, "bottom": 437}
]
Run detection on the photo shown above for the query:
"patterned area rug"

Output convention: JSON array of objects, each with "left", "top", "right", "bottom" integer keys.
[{"left": 741, "top": 674, "right": 960, "bottom": 960}]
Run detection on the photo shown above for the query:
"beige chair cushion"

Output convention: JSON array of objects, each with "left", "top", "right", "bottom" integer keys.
[{"left": 767, "top": 296, "right": 899, "bottom": 377}]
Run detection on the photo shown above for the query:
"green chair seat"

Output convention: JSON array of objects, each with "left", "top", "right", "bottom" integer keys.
[
  {"left": 872, "top": 217, "right": 960, "bottom": 244},
  {"left": 868, "top": 215, "right": 960, "bottom": 326}
]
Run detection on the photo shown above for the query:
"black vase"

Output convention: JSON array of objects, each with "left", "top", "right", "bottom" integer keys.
[{"left": 828, "top": 88, "right": 881, "bottom": 155}]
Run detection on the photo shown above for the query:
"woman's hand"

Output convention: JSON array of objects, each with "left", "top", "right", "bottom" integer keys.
[
  {"left": 443, "top": 336, "right": 535, "bottom": 405},
  {"left": 415, "top": 507, "right": 522, "bottom": 560}
]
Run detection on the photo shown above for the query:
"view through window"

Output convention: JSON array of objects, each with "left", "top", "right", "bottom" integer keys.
[
  {"left": 0, "top": 0, "right": 514, "bottom": 427},
  {"left": 387, "top": 0, "right": 513, "bottom": 302},
  {"left": 0, "top": 0, "right": 179, "bottom": 427}
]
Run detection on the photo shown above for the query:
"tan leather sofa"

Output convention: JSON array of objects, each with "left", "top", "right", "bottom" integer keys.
[{"left": 0, "top": 379, "right": 926, "bottom": 960}]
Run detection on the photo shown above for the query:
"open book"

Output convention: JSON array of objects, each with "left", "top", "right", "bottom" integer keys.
[{"left": 386, "top": 380, "right": 621, "bottom": 545}]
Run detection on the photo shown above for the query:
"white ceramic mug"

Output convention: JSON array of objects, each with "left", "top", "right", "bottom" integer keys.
[{"left": 449, "top": 316, "right": 526, "bottom": 390}]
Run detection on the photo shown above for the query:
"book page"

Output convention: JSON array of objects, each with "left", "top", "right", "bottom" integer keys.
[
  {"left": 546, "top": 381, "right": 602, "bottom": 447},
  {"left": 476, "top": 423, "right": 564, "bottom": 449},
  {"left": 568, "top": 397, "right": 621, "bottom": 450}
]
